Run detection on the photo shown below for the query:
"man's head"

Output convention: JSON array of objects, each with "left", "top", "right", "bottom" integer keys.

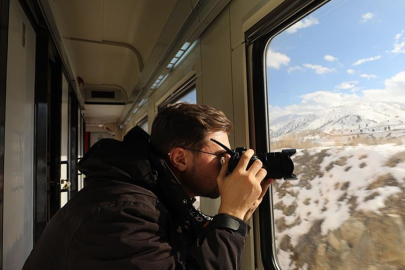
[
  {"left": 151, "top": 103, "right": 232, "bottom": 156},
  {"left": 150, "top": 103, "right": 233, "bottom": 198}
]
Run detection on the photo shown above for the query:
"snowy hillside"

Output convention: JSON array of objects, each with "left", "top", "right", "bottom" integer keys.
[
  {"left": 272, "top": 144, "right": 405, "bottom": 270},
  {"left": 270, "top": 102, "right": 405, "bottom": 141}
]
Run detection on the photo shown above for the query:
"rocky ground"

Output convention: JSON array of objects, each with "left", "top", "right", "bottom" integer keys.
[{"left": 272, "top": 145, "right": 405, "bottom": 270}]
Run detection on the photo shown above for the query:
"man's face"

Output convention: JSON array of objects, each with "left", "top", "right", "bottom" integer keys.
[{"left": 184, "top": 131, "right": 230, "bottom": 198}]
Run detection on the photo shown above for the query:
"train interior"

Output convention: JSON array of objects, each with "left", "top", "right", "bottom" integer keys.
[{"left": 1, "top": 0, "right": 405, "bottom": 269}]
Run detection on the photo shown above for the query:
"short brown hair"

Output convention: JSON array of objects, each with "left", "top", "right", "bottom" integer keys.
[{"left": 150, "top": 103, "right": 233, "bottom": 155}]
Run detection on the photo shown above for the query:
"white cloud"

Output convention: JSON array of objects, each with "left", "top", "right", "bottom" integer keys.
[
  {"left": 281, "top": 91, "right": 363, "bottom": 116},
  {"left": 286, "top": 17, "right": 319, "bottom": 34},
  {"left": 360, "top": 73, "right": 377, "bottom": 79},
  {"left": 324, "top": 55, "right": 338, "bottom": 62},
  {"left": 352, "top": 55, "right": 381, "bottom": 66},
  {"left": 266, "top": 50, "right": 290, "bottom": 69},
  {"left": 362, "top": 71, "right": 405, "bottom": 103},
  {"left": 271, "top": 71, "right": 405, "bottom": 118},
  {"left": 361, "top": 12, "right": 375, "bottom": 22},
  {"left": 303, "top": 64, "right": 335, "bottom": 74},
  {"left": 268, "top": 105, "right": 292, "bottom": 120},
  {"left": 392, "top": 30, "right": 405, "bottom": 54},
  {"left": 347, "top": 69, "right": 356, "bottom": 74},
  {"left": 300, "top": 91, "right": 360, "bottom": 105},
  {"left": 287, "top": 66, "right": 304, "bottom": 73},
  {"left": 336, "top": 81, "right": 359, "bottom": 90}
]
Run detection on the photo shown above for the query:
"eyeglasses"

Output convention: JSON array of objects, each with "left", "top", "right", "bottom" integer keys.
[{"left": 183, "top": 148, "right": 226, "bottom": 157}]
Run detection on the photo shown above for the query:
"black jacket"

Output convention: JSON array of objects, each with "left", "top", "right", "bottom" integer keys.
[{"left": 23, "top": 127, "right": 250, "bottom": 270}]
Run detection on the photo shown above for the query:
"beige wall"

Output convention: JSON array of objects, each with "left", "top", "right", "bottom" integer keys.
[{"left": 123, "top": 0, "right": 285, "bottom": 136}]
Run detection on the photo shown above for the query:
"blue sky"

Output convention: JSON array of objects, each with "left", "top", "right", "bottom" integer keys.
[
  {"left": 266, "top": 0, "right": 405, "bottom": 119},
  {"left": 178, "top": 89, "right": 197, "bottom": 104}
]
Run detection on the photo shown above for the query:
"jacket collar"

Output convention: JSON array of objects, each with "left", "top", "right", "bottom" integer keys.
[{"left": 148, "top": 150, "right": 196, "bottom": 213}]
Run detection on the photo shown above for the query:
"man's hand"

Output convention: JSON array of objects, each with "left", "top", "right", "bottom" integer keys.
[
  {"left": 217, "top": 150, "right": 274, "bottom": 221},
  {"left": 242, "top": 177, "right": 274, "bottom": 221}
]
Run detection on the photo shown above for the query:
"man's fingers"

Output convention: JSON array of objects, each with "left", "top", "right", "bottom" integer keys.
[
  {"left": 248, "top": 159, "right": 263, "bottom": 175},
  {"left": 236, "top": 149, "right": 255, "bottom": 170},
  {"left": 258, "top": 178, "right": 274, "bottom": 200},
  {"left": 244, "top": 179, "right": 274, "bottom": 221}
]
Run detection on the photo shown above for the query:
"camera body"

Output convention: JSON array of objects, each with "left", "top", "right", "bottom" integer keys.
[
  {"left": 211, "top": 139, "right": 297, "bottom": 180},
  {"left": 228, "top": 147, "right": 297, "bottom": 180}
]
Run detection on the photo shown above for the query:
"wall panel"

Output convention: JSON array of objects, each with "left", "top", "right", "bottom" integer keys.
[
  {"left": 3, "top": 0, "right": 36, "bottom": 267},
  {"left": 200, "top": 6, "right": 234, "bottom": 141}
]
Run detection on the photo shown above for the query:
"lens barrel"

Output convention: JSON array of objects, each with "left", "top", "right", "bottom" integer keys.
[{"left": 258, "top": 149, "right": 296, "bottom": 179}]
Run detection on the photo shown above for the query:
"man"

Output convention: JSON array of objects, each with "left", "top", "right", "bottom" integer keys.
[{"left": 23, "top": 103, "right": 273, "bottom": 270}]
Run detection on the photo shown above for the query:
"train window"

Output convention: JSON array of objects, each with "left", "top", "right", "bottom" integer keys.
[
  {"left": 157, "top": 73, "right": 197, "bottom": 111},
  {"left": 137, "top": 116, "right": 149, "bottom": 133},
  {"left": 158, "top": 87, "right": 197, "bottom": 111},
  {"left": 78, "top": 110, "right": 84, "bottom": 191},
  {"left": 175, "top": 88, "right": 196, "bottom": 104},
  {"left": 60, "top": 74, "right": 69, "bottom": 207},
  {"left": 265, "top": 1, "right": 405, "bottom": 269}
]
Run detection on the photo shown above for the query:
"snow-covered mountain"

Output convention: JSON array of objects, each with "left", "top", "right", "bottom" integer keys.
[{"left": 270, "top": 102, "right": 405, "bottom": 140}]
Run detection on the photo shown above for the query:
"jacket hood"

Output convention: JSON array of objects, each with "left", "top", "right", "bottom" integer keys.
[
  {"left": 78, "top": 126, "right": 193, "bottom": 207},
  {"left": 78, "top": 126, "right": 156, "bottom": 187}
]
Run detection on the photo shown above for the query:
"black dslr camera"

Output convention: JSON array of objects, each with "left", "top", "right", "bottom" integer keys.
[{"left": 211, "top": 139, "right": 297, "bottom": 180}]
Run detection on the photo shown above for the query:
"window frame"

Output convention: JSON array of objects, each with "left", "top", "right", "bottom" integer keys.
[
  {"left": 245, "top": 0, "right": 330, "bottom": 269},
  {"left": 0, "top": 0, "right": 10, "bottom": 262}
]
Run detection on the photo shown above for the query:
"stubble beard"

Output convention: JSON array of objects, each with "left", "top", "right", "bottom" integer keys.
[{"left": 189, "top": 160, "right": 220, "bottom": 199}]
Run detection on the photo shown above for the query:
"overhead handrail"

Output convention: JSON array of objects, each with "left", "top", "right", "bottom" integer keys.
[{"left": 67, "top": 37, "right": 144, "bottom": 72}]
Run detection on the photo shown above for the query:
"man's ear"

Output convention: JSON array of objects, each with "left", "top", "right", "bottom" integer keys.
[{"left": 168, "top": 147, "right": 190, "bottom": 172}]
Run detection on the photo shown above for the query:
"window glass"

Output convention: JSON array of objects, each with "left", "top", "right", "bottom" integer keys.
[
  {"left": 61, "top": 74, "right": 69, "bottom": 207},
  {"left": 158, "top": 87, "right": 196, "bottom": 111},
  {"left": 137, "top": 117, "right": 149, "bottom": 133},
  {"left": 266, "top": 1, "right": 405, "bottom": 269},
  {"left": 78, "top": 112, "right": 84, "bottom": 191},
  {"left": 176, "top": 88, "right": 196, "bottom": 104},
  {"left": 140, "top": 120, "right": 148, "bottom": 133}
]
